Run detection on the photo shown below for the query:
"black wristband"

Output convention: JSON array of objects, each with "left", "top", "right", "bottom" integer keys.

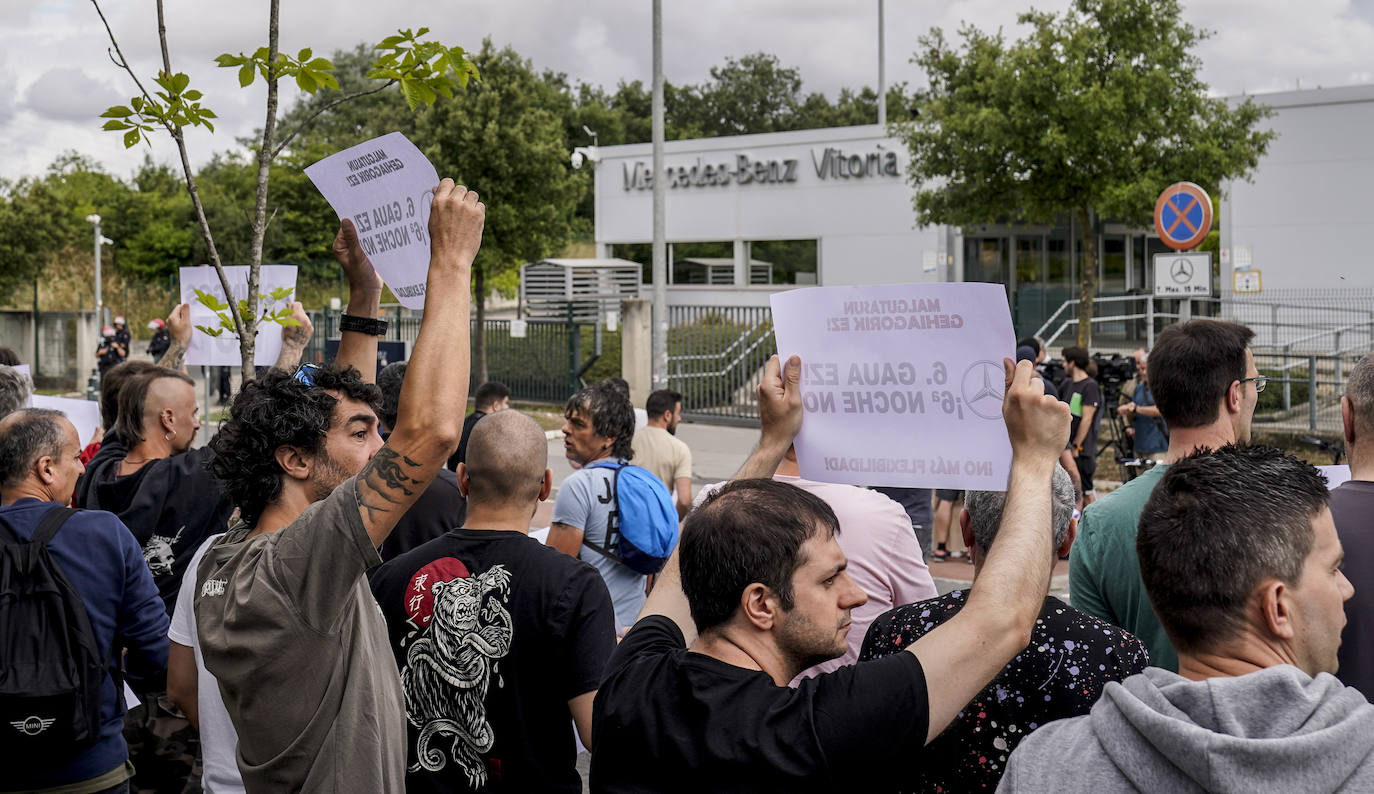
[{"left": 339, "top": 313, "right": 388, "bottom": 336}]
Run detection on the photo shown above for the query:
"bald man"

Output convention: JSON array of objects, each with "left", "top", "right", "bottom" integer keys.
[{"left": 371, "top": 410, "right": 617, "bottom": 792}]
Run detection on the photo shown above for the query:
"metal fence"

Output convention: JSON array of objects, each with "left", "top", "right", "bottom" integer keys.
[
  {"left": 1251, "top": 349, "right": 1370, "bottom": 436},
  {"left": 306, "top": 311, "right": 584, "bottom": 404},
  {"left": 667, "top": 305, "right": 775, "bottom": 424}
]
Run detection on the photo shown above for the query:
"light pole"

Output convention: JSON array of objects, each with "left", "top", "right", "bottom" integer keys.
[
  {"left": 84, "top": 214, "right": 113, "bottom": 397},
  {"left": 651, "top": 0, "right": 668, "bottom": 390}
]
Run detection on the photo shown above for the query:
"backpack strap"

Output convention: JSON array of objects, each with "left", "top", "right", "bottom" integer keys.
[
  {"left": 32, "top": 507, "right": 78, "bottom": 547},
  {"left": 581, "top": 462, "right": 627, "bottom": 567},
  {"left": 0, "top": 506, "right": 75, "bottom": 546}
]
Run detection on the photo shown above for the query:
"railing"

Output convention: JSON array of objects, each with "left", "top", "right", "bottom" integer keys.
[
  {"left": 667, "top": 305, "right": 775, "bottom": 423},
  {"left": 1034, "top": 295, "right": 1219, "bottom": 350},
  {"left": 1250, "top": 349, "right": 1373, "bottom": 433}
]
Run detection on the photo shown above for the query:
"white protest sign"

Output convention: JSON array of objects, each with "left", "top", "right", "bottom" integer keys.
[
  {"left": 1318, "top": 465, "right": 1351, "bottom": 490},
  {"left": 179, "top": 266, "right": 297, "bottom": 367},
  {"left": 27, "top": 394, "right": 101, "bottom": 445},
  {"left": 304, "top": 132, "right": 438, "bottom": 309},
  {"left": 12, "top": 363, "right": 31, "bottom": 381},
  {"left": 771, "top": 283, "right": 1016, "bottom": 490}
]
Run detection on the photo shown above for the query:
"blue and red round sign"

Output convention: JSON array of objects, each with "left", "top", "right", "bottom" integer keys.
[{"left": 1153, "top": 182, "right": 1213, "bottom": 251}]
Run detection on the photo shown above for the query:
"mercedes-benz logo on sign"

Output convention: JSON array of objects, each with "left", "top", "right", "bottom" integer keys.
[
  {"left": 961, "top": 360, "right": 1005, "bottom": 420},
  {"left": 1171, "top": 258, "right": 1194, "bottom": 284}
]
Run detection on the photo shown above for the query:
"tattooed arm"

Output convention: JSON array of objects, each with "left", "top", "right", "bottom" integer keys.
[
  {"left": 270, "top": 302, "right": 313, "bottom": 373},
  {"left": 354, "top": 179, "right": 484, "bottom": 548},
  {"left": 156, "top": 304, "right": 192, "bottom": 372}
]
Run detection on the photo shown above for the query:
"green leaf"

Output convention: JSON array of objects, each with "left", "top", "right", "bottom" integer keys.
[
  {"left": 201, "top": 118, "right": 215, "bottom": 133},
  {"left": 199, "top": 108, "right": 217, "bottom": 118},
  {"left": 100, "top": 105, "right": 133, "bottom": 118},
  {"left": 184, "top": 89, "right": 202, "bottom": 101},
  {"left": 317, "top": 72, "right": 340, "bottom": 91},
  {"left": 195, "top": 324, "right": 224, "bottom": 338},
  {"left": 122, "top": 128, "right": 140, "bottom": 148},
  {"left": 238, "top": 63, "right": 254, "bottom": 87},
  {"left": 131, "top": 96, "right": 144, "bottom": 112},
  {"left": 102, "top": 119, "right": 131, "bottom": 130},
  {"left": 214, "top": 53, "right": 244, "bottom": 67},
  {"left": 193, "top": 288, "right": 229, "bottom": 312},
  {"left": 307, "top": 57, "right": 332, "bottom": 71},
  {"left": 172, "top": 72, "right": 190, "bottom": 93},
  {"left": 253, "top": 46, "right": 270, "bottom": 61},
  {"left": 295, "top": 70, "right": 318, "bottom": 93},
  {"left": 268, "top": 285, "right": 294, "bottom": 301},
  {"left": 399, "top": 78, "right": 425, "bottom": 110},
  {"left": 378, "top": 34, "right": 404, "bottom": 49},
  {"left": 297, "top": 47, "right": 312, "bottom": 62},
  {"left": 278, "top": 318, "right": 301, "bottom": 327}
]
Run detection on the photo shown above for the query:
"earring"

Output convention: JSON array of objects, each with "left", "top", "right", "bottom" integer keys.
[{"left": 164, "top": 429, "right": 176, "bottom": 441}]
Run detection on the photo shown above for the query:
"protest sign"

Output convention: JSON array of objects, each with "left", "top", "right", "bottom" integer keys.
[
  {"left": 771, "top": 283, "right": 1016, "bottom": 490},
  {"left": 27, "top": 394, "right": 101, "bottom": 446},
  {"left": 12, "top": 364, "right": 30, "bottom": 381},
  {"left": 179, "top": 265, "right": 297, "bottom": 367},
  {"left": 304, "top": 132, "right": 438, "bottom": 309},
  {"left": 1318, "top": 465, "right": 1351, "bottom": 489}
]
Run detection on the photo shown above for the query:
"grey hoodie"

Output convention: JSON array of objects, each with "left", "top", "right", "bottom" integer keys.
[{"left": 998, "top": 665, "right": 1374, "bottom": 793}]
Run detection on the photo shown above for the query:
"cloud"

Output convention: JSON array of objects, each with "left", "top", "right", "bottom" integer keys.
[{"left": 23, "top": 67, "right": 123, "bottom": 122}]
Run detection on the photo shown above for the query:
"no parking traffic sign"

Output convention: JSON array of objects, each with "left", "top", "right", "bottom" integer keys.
[{"left": 1153, "top": 182, "right": 1213, "bottom": 251}]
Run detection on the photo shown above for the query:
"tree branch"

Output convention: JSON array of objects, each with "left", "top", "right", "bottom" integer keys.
[
  {"left": 91, "top": 0, "right": 246, "bottom": 360},
  {"left": 272, "top": 79, "right": 398, "bottom": 160},
  {"left": 242, "top": 0, "right": 282, "bottom": 380}
]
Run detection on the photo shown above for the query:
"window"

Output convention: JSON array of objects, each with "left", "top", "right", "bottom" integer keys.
[
  {"left": 749, "top": 240, "right": 818, "bottom": 286},
  {"left": 671, "top": 241, "right": 735, "bottom": 285}
]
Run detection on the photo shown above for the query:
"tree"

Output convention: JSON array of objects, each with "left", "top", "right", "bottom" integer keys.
[
  {"left": 0, "top": 179, "right": 80, "bottom": 306},
  {"left": 91, "top": 0, "right": 477, "bottom": 379},
  {"left": 896, "top": 0, "right": 1275, "bottom": 346},
  {"left": 417, "top": 40, "right": 582, "bottom": 383}
]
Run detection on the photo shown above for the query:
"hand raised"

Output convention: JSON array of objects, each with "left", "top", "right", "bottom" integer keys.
[
  {"left": 280, "top": 301, "right": 313, "bottom": 348},
  {"left": 167, "top": 304, "right": 192, "bottom": 346},
  {"left": 333, "top": 218, "right": 385, "bottom": 293},
  {"left": 758, "top": 354, "right": 803, "bottom": 449},
  {"left": 428, "top": 179, "right": 485, "bottom": 273},
  {"left": 1002, "top": 358, "right": 1070, "bottom": 462}
]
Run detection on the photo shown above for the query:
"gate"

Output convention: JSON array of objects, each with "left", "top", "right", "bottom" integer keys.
[{"left": 667, "top": 305, "right": 775, "bottom": 424}]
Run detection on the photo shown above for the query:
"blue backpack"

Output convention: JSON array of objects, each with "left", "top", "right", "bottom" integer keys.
[{"left": 584, "top": 461, "right": 679, "bottom": 575}]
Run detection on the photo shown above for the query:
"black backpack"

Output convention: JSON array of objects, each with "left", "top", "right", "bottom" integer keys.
[{"left": 0, "top": 507, "right": 108, "bottom": 761}]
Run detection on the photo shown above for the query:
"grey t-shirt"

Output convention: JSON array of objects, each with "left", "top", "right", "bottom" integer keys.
[
  {"left": 194, "top": 475, "right": 405, "bottom": 792},
  {"left": 552, "top": 462, "right": 647, "bottom": 630}
]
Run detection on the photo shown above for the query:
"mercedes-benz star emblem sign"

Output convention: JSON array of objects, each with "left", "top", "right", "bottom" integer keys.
[
  {"left": 1171, "top": 258, "right": 1194, "bottom": 284},
  {"left": 961, "top": 360, "right": 1005, "bottom": 420}
]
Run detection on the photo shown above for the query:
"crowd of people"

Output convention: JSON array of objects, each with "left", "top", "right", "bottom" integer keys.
[{"left": 3, "top": 180, "right": 1374, "bottom": 794}]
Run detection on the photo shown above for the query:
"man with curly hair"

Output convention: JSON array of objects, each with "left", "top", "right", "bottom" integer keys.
[{"left": 193, "top": 179, "right": 485, "bottom": 793}]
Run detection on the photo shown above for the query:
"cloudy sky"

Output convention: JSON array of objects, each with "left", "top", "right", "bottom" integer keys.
[{"left": 3, "top": 0, "right": 1373, "bottom": 181}]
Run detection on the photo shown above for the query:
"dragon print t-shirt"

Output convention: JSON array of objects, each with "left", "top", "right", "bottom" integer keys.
[
  {"left": 370, "top": 528, "right": 617, "bottom": 793},
  {"left": 859, "top": 592, "right": 1149, "bottom": 792}
]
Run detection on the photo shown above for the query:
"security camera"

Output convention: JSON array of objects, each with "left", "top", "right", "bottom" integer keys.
[{"left": 571, "top": 150, "right": 585, "bottom": 169}]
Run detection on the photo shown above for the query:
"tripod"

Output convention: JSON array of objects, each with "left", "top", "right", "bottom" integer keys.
[{"left": 1100, "top": 380, "right": 1156, "bottom": 483}]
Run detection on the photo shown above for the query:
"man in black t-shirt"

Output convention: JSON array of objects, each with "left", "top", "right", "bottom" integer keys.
[
  {"left": 1060, "top": 346, "right": 1102, "bottom": 503},
  {"left": 591, "top": 355, "right": 1071, "bottom": 793},
  {"left": 372, "top": 409, "right": 615, "bottom": 792},
  {"left": 447, "top": 380, "right": 511, "bottom": 471}
]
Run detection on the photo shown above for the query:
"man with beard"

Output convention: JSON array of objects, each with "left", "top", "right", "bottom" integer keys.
[
  {"left": 194, "top": 179, "right": 484, "bottom": 792},
  {"left": 631, "top": 389, "right": 693, "bottom": 519}
]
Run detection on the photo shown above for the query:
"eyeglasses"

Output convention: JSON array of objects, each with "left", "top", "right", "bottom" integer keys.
[
  {"left": 293, "top": 363, "right": 323, "bottom": 387},
  {"left": 1239, "top": 375, "right": 1268, "bottom": 393}
]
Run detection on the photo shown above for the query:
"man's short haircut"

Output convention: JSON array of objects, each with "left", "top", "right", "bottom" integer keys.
[
  {"left": 99, "top": 360, "right": 160, "bottom": 431},
  {"left": 207, "top": 366, "right": 381, "bottom": 528},
  {"left": 1345, "top": 353, "right": 1374, "bottom": 435},
  {"left": 965, "top": 466, "right": 1075, "bottom": 553},
  {"left": 463, "top": 409, "right": 547, "bottom": 509},
  {"left": 0, "top": 347, "right": 19, "bottom": 366},
  {"left": 681, "top": 478, "right": 841, "bottom": 633},
  {"left": 377, "top": 361, "right": 408, "bottom": 432},
  {"left": 0, "top": 408, "right": 65, "bottom": 488},
  {"left": 114, "top": 369, "right": 196, "bottom": 447},
  {"left": 1137, "top": 444, "right": 1328, "bottom": 655},
  {"left": 564, "top": 381, "right": 635, "bottom": 461},
  {"left": 1062, "top": 346, "right": 1090, "bottom": 370},
  {"left": 474, "top": 381, "right": 511, "bottom": 411},
  {"left": 1148, "top": 320, "right": 1255, "bottom": 429},
  {"left": 0, "top": 366, "right": 30, "bottom": 420},
  {"left": 1017, "top": 337, "right": 1043, "bottom": 357},
  {"left": 645, "top": 389, "right": 683, "bottom": 418}
]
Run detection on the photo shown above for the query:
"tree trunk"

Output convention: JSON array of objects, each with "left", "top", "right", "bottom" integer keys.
[
  {"left": 1076, "top": 207, "right": 1098, "bottom": 349},
  {"left": 473, "top": 265, "right": 488, "bottom": 385},
  {"left": 241, "top": 0, "right": 282, "bottom": 383}
]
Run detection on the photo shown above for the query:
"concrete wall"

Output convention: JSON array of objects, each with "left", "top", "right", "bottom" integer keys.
[{"left": 1222, "top": 85, "right": 1374, "bottom": 295}]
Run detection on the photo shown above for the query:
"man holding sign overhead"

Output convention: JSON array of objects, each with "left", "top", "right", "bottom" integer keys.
[{"left": 195, "top": 179, "right": 483, "bottom": 792}]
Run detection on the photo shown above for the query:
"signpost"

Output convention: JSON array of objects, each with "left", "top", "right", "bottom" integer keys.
[{"left": 1153, "top": 182, "right": 1214, "bottom": 321}]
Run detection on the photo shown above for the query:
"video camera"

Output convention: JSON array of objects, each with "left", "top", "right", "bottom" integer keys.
[{"left": 1091, "top": 354, "right": 1138, "bottom": 400}]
